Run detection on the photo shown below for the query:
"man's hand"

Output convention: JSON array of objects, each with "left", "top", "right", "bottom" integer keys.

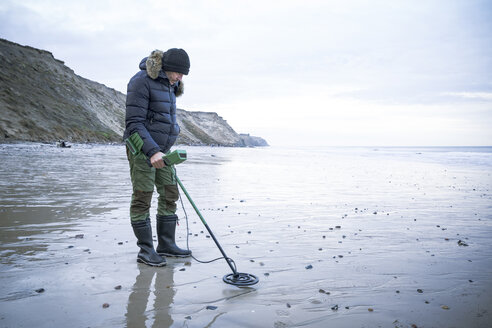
[{"left": 150, "top": 152, "right": 165, "bottom": 168}]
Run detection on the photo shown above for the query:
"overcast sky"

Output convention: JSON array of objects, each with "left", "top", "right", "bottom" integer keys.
[{"left": 1, "top": 0, "right": 491, "bottom": 146}]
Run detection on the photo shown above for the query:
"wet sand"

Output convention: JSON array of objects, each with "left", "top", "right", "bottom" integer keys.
[{"left": 0, "top": 144, "right": 491, "bottom": 327}]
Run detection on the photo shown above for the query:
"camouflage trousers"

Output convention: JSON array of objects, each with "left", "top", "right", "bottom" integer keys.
[{"left": 127, "top": 148, "right": 179, "bottom": 222}]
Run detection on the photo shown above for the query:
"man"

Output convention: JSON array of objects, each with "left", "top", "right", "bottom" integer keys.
[{"left": 123, "top": 48, "right": 192, "bottom": 267}]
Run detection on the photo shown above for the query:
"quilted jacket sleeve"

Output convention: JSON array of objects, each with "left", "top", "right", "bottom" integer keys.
[{"left": 125, "top": 73, "right": 160, "bottom": 158}]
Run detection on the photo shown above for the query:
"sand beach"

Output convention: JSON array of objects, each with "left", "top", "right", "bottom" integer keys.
[{"left": 0, "top": 144, "right": 491, "bottom": 327}]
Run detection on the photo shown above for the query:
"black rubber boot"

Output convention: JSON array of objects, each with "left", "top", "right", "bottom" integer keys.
[
  {"left": 131, "top": 218, "right": 166, "bottom": 267},
  {"left": 156, "top": 214, "right": 192, "bottom": 257}
]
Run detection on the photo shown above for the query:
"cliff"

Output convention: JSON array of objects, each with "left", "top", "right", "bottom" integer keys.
[
  {"left": 0, "top": 39, "right": 124, "bottom": 142},
  {"left": 0, "top": 38, "right": 267, "bottom": 147},
  {"left": 239, "top": 133, "right": 269, "bottom": 147},
  {"left": 177, "top": 109, "right": 240, "bottom": 146}
]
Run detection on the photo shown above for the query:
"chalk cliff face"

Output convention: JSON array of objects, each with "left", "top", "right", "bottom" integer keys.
[
  {"left": 0, "top": 38, "right": 267, "bottom": 147},
  {"left": 177, "top": 109, "right": 241, "bottom": 146}
]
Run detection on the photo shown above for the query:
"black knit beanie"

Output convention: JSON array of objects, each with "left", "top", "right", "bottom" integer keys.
[{"left": 162, "top": 48, "right": 190, "bottom": 75}]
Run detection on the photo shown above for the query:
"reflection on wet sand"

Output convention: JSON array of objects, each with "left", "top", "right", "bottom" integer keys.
[{"left": 126, "top": 264, "right": 175, "bottom": 328}]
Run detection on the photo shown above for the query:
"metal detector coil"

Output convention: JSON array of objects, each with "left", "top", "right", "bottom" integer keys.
[
  {"left": 166, "top": 150, "right": 259, "bottom": 287},
  {"left": 223, "top": 273, "right": 259, "bottom": 286}
]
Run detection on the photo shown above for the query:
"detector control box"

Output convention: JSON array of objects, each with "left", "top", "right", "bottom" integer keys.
[{"left": 163, "top": 150, "right": 187, "bottom": 166}]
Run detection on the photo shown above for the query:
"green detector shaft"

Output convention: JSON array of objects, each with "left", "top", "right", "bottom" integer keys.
[{"left": 165, "top": 150, "right": 259, "bottom": 286}]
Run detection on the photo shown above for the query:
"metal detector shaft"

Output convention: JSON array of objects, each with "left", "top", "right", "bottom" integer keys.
[{"left": 173, "top": 169, "right": 238, "bottom": 275}]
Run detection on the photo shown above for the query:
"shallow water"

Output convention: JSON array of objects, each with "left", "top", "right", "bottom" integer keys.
[{"left": 0, "top": 144, "right": 491, "bottom": 327}]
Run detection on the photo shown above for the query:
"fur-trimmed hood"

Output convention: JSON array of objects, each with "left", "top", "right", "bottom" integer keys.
[{"left": 138, "top": 50, "right": 184, "bottom": 97}]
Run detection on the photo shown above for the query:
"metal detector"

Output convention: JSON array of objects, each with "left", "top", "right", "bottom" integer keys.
[{"left": 164, "top": 150, "right": 259, "bottom": 287}]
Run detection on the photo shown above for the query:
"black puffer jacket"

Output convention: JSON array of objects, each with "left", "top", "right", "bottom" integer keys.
[{"left": 123, "top": 50, "right": 184, "bottom": 158}]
